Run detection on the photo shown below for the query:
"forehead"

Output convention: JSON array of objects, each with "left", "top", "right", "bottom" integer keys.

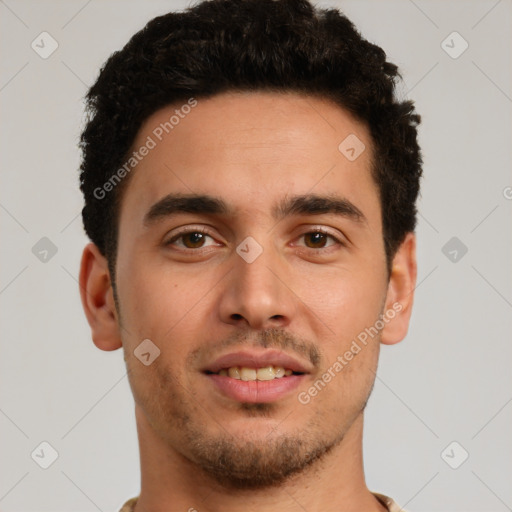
[{"left": 119, "top": 91, "right": 379, "bottom": 228}]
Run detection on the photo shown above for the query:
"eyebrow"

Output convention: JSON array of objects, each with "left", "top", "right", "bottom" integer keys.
[
  {"left": 143, "top": 192, "right": 366, "bottom": 226},
  {"left": 144, "top": 194, "right": 230, "bottom": 226},
  {"left": 273, "top": 194, "right": 366, "bottom": 223}
]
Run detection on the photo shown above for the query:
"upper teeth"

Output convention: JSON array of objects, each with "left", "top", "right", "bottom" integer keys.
[{"left": 218, "top": 366, "right": 293, "bottom": 381}]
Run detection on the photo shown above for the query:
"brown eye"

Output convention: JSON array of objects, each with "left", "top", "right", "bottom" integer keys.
[
  {"left": 303, "top": 232, "right": 330, "bottom": 248},
  {"left": 166, "top": 229, "right": 217, "bottom": 249},
  {"left": 181, "top": 232, "right": 207, "bottom": 248}
]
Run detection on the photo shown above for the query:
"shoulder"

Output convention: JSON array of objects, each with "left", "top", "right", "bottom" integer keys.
[
  {"left": 118, "top": 496, "right": 138, "bottom": 512},
  {"left": 373, "top": 492, "right": 405, "bottom": 512}
]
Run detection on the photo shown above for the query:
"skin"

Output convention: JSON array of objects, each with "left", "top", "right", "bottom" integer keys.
[{"left": 80, "top": 91, "right": 417, "bottom": 512}]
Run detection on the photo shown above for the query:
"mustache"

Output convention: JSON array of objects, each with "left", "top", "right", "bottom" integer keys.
[{"left": 187, "top": 327, "right": 321, "bottom": 369}]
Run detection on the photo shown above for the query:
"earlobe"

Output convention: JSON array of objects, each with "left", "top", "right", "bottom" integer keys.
[
  {"left": 79, "top": 243, "right": 122, "bottom": 351},
  {"left": 381, "top": 232, "right": 417, "bottom": 346}
]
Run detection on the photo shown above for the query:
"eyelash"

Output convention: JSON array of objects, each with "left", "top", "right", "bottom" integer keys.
[
  {"left": 296, "top": 228, "right": 345, "bottom": 251},
  {"left": 165, "top": 226, "right": 345, "bottom": 251},
  {"left": 165, "top": 226, "right": 213, "bottom": 248}
]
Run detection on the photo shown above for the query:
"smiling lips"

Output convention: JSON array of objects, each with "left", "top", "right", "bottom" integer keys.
[
  {"left": 203, "top": 350, "right": 311, "bottom": 403},
  {"left": 219, "top": 365, "right": 293, "bottom": 381}
]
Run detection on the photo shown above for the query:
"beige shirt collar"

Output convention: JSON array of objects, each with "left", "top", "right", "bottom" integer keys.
[{"left": 119, "top": 493, "right": 404, "bottom": 512}]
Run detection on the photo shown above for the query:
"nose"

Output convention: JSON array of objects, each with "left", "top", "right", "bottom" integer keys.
[{"left": 218, "top": 242, "right": 295, "bottom": 330}]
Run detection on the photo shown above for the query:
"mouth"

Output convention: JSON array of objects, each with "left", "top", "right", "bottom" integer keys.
[
  {"left": 202, "top": 350, "right": 311, "bottom": 403},
  {"left": 206, "top": 365, "right": 298, "bottom": 380}
]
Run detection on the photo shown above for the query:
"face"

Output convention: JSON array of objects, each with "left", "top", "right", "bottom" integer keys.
[{"left": 82, "top": 91, "right": 416, "bottom": 489}]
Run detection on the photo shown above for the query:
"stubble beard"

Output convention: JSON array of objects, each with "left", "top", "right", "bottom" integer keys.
[
  {"left": 127, "top": 327, "right": 377, "bottom": 491},
  {"left": 184, "top": 412, "right": 345, "bottom": 490},
  {"left": 140, "top": 365, "right": 373, "bottom": 491}
]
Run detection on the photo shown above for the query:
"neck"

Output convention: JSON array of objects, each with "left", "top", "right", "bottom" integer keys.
[{"left": 133, "top": 406, "right": 387, "bottom": 512}]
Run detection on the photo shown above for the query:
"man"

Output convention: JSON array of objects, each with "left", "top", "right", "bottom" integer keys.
[{"left": 78, "top": 0, "right": 421, "bottom": 510}]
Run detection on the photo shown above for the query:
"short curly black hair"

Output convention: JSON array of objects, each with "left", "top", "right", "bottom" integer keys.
[{"left": 79, "top": 0, "right": 422, "bottom": 278}]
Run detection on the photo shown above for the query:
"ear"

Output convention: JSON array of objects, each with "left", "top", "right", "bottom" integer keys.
[
  {"left": 381, "top": 232, "right": 417, "bottom": 345},
  {"left": 79, "top": 243, "right": 122, "bottom": 351}
]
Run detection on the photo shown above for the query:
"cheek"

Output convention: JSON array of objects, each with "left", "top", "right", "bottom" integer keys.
[
  {"left": 116, "top": 257, "right": 205, "bottom": 341},
  {"left": 300, "top": 326, "right": 380, "bottom": 423},
  {"left": 294, "top": 262, "right": 387, "bottom": 339},
  {"left": 298, "top": 264, "right": 385, "bottom": 396},
  {"left": 127, "top": 357, "right": 196, "bottom": 439}
]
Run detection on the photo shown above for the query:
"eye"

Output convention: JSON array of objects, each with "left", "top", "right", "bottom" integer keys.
[
  {"left": 166, "top": 229, "right": 218, "bottom": 249},
  {"left": 297, "top": 230, "right": 343, "bottom": 250}
]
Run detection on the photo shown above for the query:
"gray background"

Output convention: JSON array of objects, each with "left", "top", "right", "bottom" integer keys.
[{"left": 1, "top": 1, "right": 511, "bottom": 511}]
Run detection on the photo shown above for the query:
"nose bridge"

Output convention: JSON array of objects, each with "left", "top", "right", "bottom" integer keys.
[
  {"left": 237, "top": 240, "right": 279, "bottom": 292},
  {"left": 219, "top": 234, "right": 294, "bottom": 329}
]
